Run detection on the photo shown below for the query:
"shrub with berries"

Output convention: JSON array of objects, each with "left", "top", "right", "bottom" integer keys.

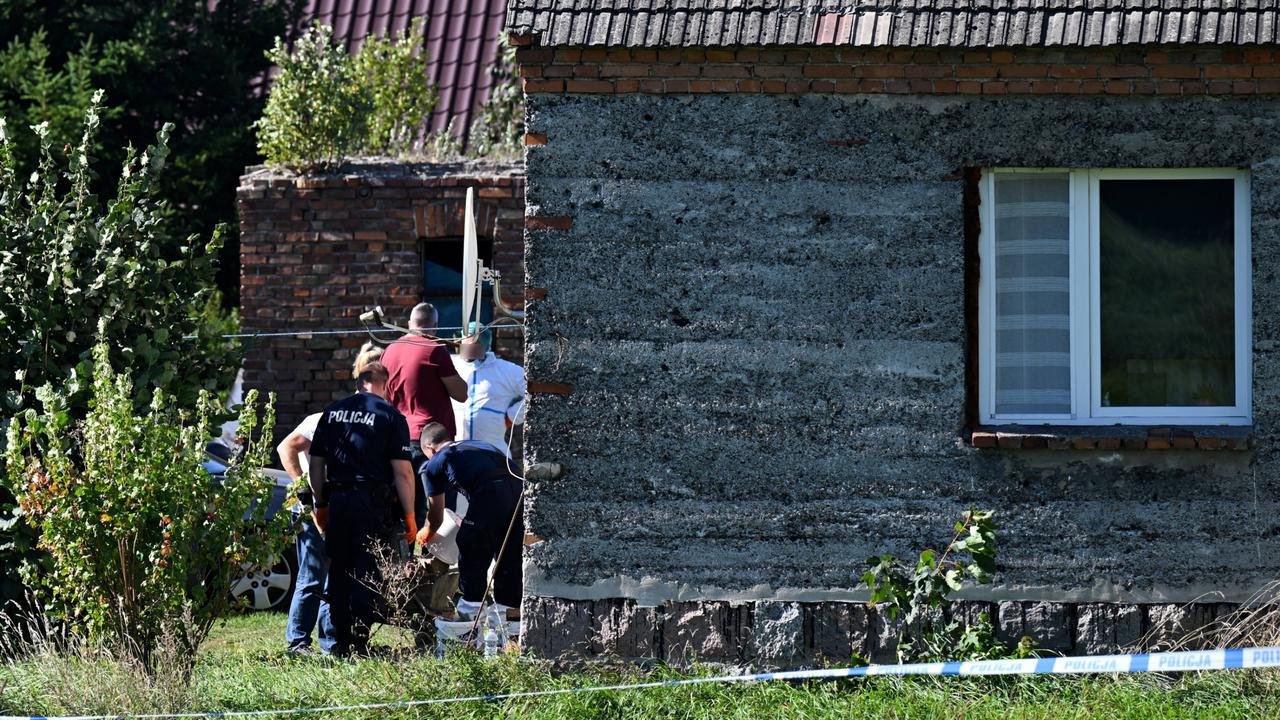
[{"left": 4, "top": 343, "right": 292, "bottom": 673}]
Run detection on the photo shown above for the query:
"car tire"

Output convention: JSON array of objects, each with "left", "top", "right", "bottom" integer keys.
[{"left": 231, "top": 545, "right": 298, "bottom": 612}]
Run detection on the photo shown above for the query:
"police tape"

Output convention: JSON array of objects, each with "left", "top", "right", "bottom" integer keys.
[{"left": 3, "top": 646, "right": 1280, "bottom": 720}]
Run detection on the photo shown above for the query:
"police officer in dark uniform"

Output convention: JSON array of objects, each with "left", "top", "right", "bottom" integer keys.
[
  {"left": 307, "top": 361, "right": 418, "bottom": 656},
  {"left": 415, "top": 421, "right": 523, "bottom": 618}
]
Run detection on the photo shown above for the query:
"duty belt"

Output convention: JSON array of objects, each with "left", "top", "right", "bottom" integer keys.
[
  {"left": 326, "top": 480, "right": 387, "bottom": 492},
  {"left": 467, "top": 476, "right": 521, "bottom": 496}
]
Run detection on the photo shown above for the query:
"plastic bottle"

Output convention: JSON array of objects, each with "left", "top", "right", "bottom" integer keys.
[
  {"left": 483, "top": 623, "right": 502, "bottom": 657},
  {"left": 483, "top": 607, "right": 507, "bottom": 658}
]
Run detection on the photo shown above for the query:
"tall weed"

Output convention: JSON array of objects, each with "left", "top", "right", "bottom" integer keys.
[{"left": 0, "top": 604, "right": 194, "bottom": 715}]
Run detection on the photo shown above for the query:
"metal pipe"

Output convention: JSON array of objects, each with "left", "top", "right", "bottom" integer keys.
[{"left": 491, "top": 272, "right": 527, "bottom": 319}]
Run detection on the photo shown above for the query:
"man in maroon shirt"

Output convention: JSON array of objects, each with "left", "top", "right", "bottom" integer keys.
[{"left": 380, "top": 303, "right": 467, "bottom": 522}]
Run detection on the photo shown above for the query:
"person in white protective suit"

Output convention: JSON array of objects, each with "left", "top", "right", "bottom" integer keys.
[{"left": 450, "top": 322, "right": 527, "bottom": 460}]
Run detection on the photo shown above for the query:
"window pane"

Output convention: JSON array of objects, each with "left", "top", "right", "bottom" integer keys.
[
  {"left": 425, "top": 247, "right": 464, "bottom": 292},
  {"left": 421, "top": 238, "right": 493, "bottom": 330},
  {"left": 426, "top": 299, "right": 492, "bottom": 330},
  {"left": 993, "top": 174, "right": 1072, "bottom": 415},
  {"left": 1099, "top": 179, "right": 1235, "bottom": 408}
]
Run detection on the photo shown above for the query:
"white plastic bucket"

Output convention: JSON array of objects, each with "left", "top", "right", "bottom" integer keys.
[
  {"left": 425, "top": 509, "right": 462, "bottom": 564},
  {"left": 434, "top": 618, "right": 477, "bottom": 657}
]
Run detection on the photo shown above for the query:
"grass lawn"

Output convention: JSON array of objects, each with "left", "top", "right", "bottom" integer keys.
[{"left": 3, "top": 611, "right": 1280, "bottom": 719}]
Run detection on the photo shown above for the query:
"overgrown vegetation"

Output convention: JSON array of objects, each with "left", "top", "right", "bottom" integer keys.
[
  {"left": 863, "top": 509, "right": 1027, "bottom": 662},
  {"left": 467, "top": 36, "right": 524, "bottom": 160},
  {"left": 0, "top": 0, "right": 305, "bottom": 305},
  {"left": 3, "top": 344, "right": 289, "bottom": 673},
  {"left": 0, "top": 94, "right": 242, "bottom": 611},
  {"left": 0, "top": 92, "right": 240, "bottom": 420},
  {"left": 256, "top": 22, "right": 436, "bottom": 169},
  {"left": 355, "top": 19, "right": 439, "bottom": 158},
  {"left": 2, "top": 613, "right": 1279, "bottom": 719},
  {"left": 256, "top": 24, "right": 377, "bottom": 169},
  {"left": 256, "top": 22, "right": 523, "bottom": 169}
]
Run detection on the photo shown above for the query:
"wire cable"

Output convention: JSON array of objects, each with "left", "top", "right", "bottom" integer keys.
[{"left": 185, "top": 317, "right": 525, "bottom": 342}]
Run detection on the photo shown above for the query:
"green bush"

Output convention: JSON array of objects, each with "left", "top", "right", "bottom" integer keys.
[
  {"left": 0, "top": 93, "right": 241, "bottom": 611},
  {"left": 4, "top": 343, "right": 290, "bottom": 673},
  {"left": 355, "top": 19, "right": 437, "bottom": 157},
  {"left": 256, "top": 22, "right": 526, "bottom": 167},
  {"left": 255, "top": 23, "right": 372, "bottom": 169},
  {"left": 862, "top": 509, "right": 1029, "bottom": 662},
  {"left": 256, "top": 21, "right": 438, "bottom": 168},
  {"left": 0, "top": 1, "right": 306, "bottom": 307},
  {"left": 0, "top": 91, "right": 239, "bottom": 417}
]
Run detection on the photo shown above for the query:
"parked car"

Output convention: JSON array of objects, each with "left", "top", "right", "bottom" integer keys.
[{"left": 204, "top": 440, "right": 298, "bottom": 612}]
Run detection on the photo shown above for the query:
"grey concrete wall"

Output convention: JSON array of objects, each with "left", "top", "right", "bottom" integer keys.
[{"left": 521, "top": 94, "right": 1280, "bottom": 623}]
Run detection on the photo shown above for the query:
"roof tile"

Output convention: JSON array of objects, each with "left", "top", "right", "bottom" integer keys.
[
  {"left": 1240, "top": 8, "right": 1259, "bottom": 42},
  {"left": 1200, "top": 10, "right": 1219, "bottom": 44},
  {"left": 507, "top": 0, "right": 1280, "bottom": 47},
  {"left": 910, "top": 9, "right": 933, "bottom": 44},
  {"left": 705, "top": 9, "right": 725, "bottom": 43}
]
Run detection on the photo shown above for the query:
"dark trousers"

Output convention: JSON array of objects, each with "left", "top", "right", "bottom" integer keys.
[
  {"left": 324, "top": 487, "right": 388, "bottom": 656},
  {"left": 457, "top": 476, "right": 524, "bottom": 608},
  {"left": 410, "top": 445, "right": 428, "bottom": 527},
  {"left": 411, "top": 444, "right": 459, "bottom": 518}
]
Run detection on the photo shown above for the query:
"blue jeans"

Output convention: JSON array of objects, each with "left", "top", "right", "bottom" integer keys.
[{"left": 286, "top": 512, "right": 334, "bottom": 653}]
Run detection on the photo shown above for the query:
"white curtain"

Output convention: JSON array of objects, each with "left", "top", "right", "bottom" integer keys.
[{"left": 993, "top": 174, "right": 1072, "bottom": 416}]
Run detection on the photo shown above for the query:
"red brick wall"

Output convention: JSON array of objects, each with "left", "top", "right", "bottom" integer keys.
[
  {"left": 514, "top": 45, "right": 1280, "bottom": 95},
  {"left": 237, "top": 163, "right": 525, "bottom": 441}
]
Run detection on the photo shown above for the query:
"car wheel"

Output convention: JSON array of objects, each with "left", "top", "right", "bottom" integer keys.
[{"left": 231, "top": 546, "right": 297, "bottom": 612}]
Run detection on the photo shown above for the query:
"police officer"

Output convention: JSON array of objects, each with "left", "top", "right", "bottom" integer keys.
[
  {"left": 307, "top": 361, "right": 418, "bottom": 657},
  {"left": 414, "top": 421, "right": 523, "bottom": 619}
]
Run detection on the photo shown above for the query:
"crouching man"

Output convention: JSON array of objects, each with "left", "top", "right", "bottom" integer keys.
[
  {"left": 307, "top": 361, "right": 418, "bottom": 657},
  {"left": 415, "top": 422, "right": 523, "bottom": 619}
]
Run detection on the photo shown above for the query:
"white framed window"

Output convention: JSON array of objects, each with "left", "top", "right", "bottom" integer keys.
[{"left": 977, "top": 168, "right": 1251, "bottom": 426}]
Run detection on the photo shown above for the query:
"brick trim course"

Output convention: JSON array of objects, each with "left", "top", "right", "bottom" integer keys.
[
  {"left": 518, "top": 46, "right": 1280, "bottom": 96},
  {"left": 969, "top": 427, "right": 1251, "bottom": 450}
]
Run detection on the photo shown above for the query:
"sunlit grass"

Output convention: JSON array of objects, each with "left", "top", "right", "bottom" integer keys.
[{"left": 3, "top": 612, "right": 1280, "bottom": 719}]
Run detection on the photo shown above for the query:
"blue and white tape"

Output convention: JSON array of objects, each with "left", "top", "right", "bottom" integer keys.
[{"left": 3, "top": 646, "right": 1278, "bottom": 720}]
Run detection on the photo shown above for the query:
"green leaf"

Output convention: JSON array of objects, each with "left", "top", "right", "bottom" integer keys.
[
  {"left": 854, "top": 510, "right": 1004, "bottom": 662},
  {"left": 943, "top": 568, "right": 963, "bottom": 591}
]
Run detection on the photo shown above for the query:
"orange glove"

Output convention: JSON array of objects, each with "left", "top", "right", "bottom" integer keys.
[
  {"left": 403, "top": 512, "right": 418, "bottom": 546},
  {"left": 416, "top": 526, "right": 436, "bottom": 547},
  {"left": 312, "top": 507, "right": 329, "bottom": 534}
]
